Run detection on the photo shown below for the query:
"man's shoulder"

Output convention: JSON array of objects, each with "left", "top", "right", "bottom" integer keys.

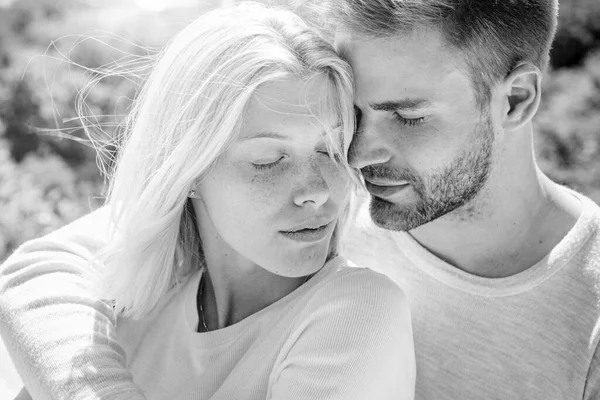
[
  {"left": 581, "top": 193, "right": 600, "bottom": 229},
  {"left": 567, "top": 191, "right": 600, "bottom": 261},
  {"left": 546, "top": 191, "right": 600, "bottom": 322}
]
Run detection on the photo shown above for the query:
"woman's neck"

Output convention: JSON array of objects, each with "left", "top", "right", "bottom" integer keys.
[
  {"left": 191, "top": 201, "right": 317, "bottom": 331},
  {"left": 200, "top": 261, "right": 307, "bottom": 330}
]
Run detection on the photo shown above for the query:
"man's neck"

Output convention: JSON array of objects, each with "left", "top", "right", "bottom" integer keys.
[{"left": 409, "top": 169, "right": 581, "bottom": 279}]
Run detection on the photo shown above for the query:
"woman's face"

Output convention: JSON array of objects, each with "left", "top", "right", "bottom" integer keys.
[{"left": 194, "top": 76, "right": 351, "bottom": 277}]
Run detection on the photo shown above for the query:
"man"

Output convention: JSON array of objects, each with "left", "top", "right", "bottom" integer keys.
[{"left": 329, "top": 0, "right": 600, "bottom": 399}]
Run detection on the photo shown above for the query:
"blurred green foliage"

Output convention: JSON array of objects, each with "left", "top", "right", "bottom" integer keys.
[
  {"left": 1, "top": 0, "right": 600, "bottom": 262},
  {"left": 535, "top": 51, "right": 600, "bottom": 201},
  {"left": 551, "top": 0, "right": 600, "bottom": 68}
]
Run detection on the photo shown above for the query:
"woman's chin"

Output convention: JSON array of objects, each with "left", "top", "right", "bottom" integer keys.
[{"left": 279, "top": 246, "right": 330, "bottom": 278}]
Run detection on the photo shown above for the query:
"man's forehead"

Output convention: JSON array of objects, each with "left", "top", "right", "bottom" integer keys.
[
  {"left": 336, "top": 28, "right": 460, "bottom": 71},
  {"left": 335, "top": 28, "right": 469, "bottom": 105}
]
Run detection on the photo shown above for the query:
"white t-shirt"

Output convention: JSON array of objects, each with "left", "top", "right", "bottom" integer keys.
[
  {"left": 116, "top": 257, "right": 414, "bottom": 400},
  {"left": 0, "top": 209, "right": 415, "bottom": 400},
  {"left": 344, "top": 190, "right": 600, "bottom": 400}
]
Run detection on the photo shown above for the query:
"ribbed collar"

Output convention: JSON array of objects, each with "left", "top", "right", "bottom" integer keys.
[{"left": 389, "top": 191, "right": 598, "bottom": 297}]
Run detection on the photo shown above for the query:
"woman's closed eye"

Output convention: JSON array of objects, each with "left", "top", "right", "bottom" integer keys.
[
  {"left": 251, "top": 149, "right": 341, "bottom": 172},
  {"left": 317, "top": 150, "right": 332, "bottom": 159},
  {"left": 317, "top": 149, "right": 344, "bottom": 164},
  {"left": 252, "top": 155, "right": 287, "bottom": 171},
  {"left": 317, "top": 149, "right": 343, "bottom": 164}
]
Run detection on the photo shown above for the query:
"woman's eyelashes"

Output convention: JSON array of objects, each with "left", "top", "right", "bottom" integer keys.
[
  {"left": 251, "top": 149, "right": 341, "bottom": 171},
  {"left": 252, "top": 155, "right": 286, "bottom": 171},
  {"left": 317, "top": 150, "right": 333, "bottom": 159},
  {"left": 317, "top": 149, "right": 344, "bottom": 164}
]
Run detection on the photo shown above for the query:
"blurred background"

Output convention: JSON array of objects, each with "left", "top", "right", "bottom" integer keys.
[{"left": 0, "top": 0, "right": 599, "bottom": 394}]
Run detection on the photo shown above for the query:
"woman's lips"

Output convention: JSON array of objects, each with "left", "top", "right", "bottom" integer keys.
[{"left": 280, "top": 222, "right": 333, "bottom": 243}]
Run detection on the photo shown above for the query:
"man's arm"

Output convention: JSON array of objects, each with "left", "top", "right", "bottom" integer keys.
[{"left": 0, "top": 208, "right": 146, "bottom": 400}]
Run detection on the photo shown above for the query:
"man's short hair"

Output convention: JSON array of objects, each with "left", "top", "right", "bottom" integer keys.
[{"left": 324, "top": 0, "right": 559, "bottom": 107}]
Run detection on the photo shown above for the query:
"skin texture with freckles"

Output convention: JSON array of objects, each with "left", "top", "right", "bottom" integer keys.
[{"left": 190, "top": 76, "right": 351, "bottom": 328}]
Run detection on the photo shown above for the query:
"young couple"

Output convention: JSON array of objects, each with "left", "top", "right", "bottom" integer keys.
[{"left": 1, "top": 1, "right": 599, "bottom": 399}]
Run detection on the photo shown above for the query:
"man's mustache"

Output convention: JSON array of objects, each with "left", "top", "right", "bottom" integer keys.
[{"left": 360, "top": 165, "right": 418, "bottom": 183}]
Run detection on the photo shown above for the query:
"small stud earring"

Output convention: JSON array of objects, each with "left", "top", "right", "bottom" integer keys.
[{"left": 189, "top": 189, "right": 196, "bottom": 198}]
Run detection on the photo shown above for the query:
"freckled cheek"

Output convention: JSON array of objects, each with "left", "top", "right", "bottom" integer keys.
[
  {"left": 203, "top": 164, "right": 280, "bottom": 209},
  {"left": 321, "top": 164, "right": 351, "bottom": 204},
  {"left": 202, "top": 172, "right": 289, "bottom": 240},
  {"left": 218, "top": 165, "right": 295, "bottom": 216}
]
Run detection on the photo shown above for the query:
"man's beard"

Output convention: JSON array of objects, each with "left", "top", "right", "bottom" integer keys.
[{"left": 362, "top": 116, "right": 495, "bottom": 232}]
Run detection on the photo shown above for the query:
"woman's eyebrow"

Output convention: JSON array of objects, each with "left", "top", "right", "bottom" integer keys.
[{"left": 241, "top": 131, "right": 291, "bottom": 141}]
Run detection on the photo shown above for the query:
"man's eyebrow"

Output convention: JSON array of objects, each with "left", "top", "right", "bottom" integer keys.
[
  {"left": 240, "top": 131, "right": 291, "bottom": 141},
  {"left": 369, "top": 99, "right": 432, "bottom": 112}
]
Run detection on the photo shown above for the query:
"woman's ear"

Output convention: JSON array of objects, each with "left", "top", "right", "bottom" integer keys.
[
  {"left": 189, "top": 178, "right": 204, "bottom": 199},
  {"left": 501, "top": 63, "right": 542, "bottom": 131}
]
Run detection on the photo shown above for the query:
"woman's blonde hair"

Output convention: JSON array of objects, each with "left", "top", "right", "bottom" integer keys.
[{"left": 95, "top": 2, "right": 356, "bottom": 319}]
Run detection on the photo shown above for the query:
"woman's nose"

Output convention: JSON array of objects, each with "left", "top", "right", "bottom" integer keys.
[{"left": 292, "top": 161, "right": 330, "bottom": 208}]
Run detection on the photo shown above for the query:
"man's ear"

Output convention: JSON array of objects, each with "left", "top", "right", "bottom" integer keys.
[{"left": 501, "top": 63, "right": 542, "bottom": 131}]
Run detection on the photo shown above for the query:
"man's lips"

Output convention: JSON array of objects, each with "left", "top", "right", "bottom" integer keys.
[
  {"left": 364, "top": 180, "right": 411, "bottom": 198},
  {"left": 364, "top": 178, "right": 410, "bottom": 186}
]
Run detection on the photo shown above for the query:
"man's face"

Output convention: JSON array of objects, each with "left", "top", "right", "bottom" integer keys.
[{"left": 336, "top": 28, "right": 497, "bottom": 231}]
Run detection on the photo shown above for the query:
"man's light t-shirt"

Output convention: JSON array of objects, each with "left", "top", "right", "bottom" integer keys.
[{"left": 345, "top": 191, "right": 600, "bottom": 400}]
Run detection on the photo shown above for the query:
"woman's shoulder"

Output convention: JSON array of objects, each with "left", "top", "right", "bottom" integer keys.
[
  {"left": 322, "top": 257, "right": 406, "bottom": 296},
  {"left": 281, "top": 257, "right": 415, "bottom": 389},
  {"left": 302, "top": 257, "right": 410, "bottom": 322}
]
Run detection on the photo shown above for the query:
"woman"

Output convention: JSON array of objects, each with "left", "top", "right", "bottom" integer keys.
[{"left": 0, "top": 3, "right": 415, "bottom": 400}]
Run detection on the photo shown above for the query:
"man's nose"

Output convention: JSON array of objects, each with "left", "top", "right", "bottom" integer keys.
[{"left": 348, "top": 122, "right": 392, "bottom": 169}]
